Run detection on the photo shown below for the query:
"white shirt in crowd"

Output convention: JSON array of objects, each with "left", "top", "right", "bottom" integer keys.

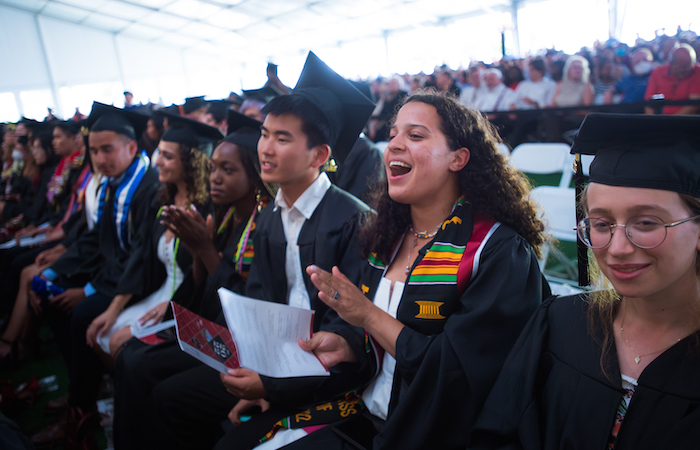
[
  {"left": 511, "top": 78, "right": 557, "bottom": 110},
  {"left": 473, "top": 83, "right": 517, "bottom": 112},
  {"left": 459, "top": 84, "right": 483, "bottom": 108},
  {"left": 274, "top": 172, "right": 331, "bottom": 310}
]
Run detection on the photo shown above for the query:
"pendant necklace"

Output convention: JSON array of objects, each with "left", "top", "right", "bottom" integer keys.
[
  {"left": 619, "top": 303, "right": 681, "bottom": 364},
  {"left": 404, "top": 225, "right": 440, "bottom": 275}
]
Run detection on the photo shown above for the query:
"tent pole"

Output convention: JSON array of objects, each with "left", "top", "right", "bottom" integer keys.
[
  {"left": 510, "top": 0, "right": 521, "bottom": 57},
  {"left": 35, "top": 14, "right": 62, "bottom": 119}
]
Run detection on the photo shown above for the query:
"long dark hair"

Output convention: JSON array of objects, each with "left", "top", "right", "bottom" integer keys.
[
  {"left": 360, "top": 91, "right": 545, "bottom": 262},
  {"left": 157, "top": 143, "right": 210, "bottom": 210}
]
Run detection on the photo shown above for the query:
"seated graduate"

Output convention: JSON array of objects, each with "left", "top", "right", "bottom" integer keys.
[
  {"left": 275, "top": 91, "right": 550, "bottom": 450},
  {"left": 0, "top": 120, "right": 89, "bottom": 315},
  {"left": 30, "top": 103, "right": 159, "bottom": 448},
  {"left": 145, "top": 51, "right": 377, "bottom": 450},
  {"left": 85, "top": 114, "right": 222, "bottom": 356},
  {"left": 111, "top": 110, "right": 272, "bottom": 450},
  {"left": 468, "top": 114, "right": 700, "bottom": 450}
]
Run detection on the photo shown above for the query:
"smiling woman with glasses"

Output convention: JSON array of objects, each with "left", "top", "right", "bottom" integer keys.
[{"left": 469, "top": 113, "right": 700, "bottom": 450}]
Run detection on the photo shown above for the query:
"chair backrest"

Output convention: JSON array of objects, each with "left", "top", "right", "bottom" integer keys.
[
  {"left": 580, "top": 154, "right": 594, "bottom": 176},
  {"left": 496, "top": 143, "right": 511, "bottom": 157},
  {"left": 510, "top": 143, "right": 572, "bottom": 174},
  {"left": 529, "top": 186, "right": 578, "bottom": 242}
]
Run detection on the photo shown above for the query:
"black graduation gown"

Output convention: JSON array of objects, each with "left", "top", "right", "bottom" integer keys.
[
  {"left": 27, "top": 160, "right": 87, "bottom": 228},
  {"left": 358, "top": 205, "right": 548, "bottom": 450},
  {"left": 49, "top": 168, "right": 159, "bottom": 298},
  {"left": 1, "top": 162, "right": 54, "bottom": 222},
  {"left": 328, "top": 136, "right": 384, "bottom": 203},
  {"left": 468, "top": 294, "right": 700, "bottom": 450},
  {"left": 115, "top": 195, "right": 196, "bottom": 307},
  {"left": 245, "top": 185, "right": 373, "bottom": 407}
]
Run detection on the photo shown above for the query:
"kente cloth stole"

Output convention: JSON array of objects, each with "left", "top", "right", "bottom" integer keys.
[
  {"left": 365, "top": 206, "right": 500, "bottom": 367},
  {"left": 260, "top": 391, "right": 364, "bottom": 444},
  {"left": 96, "top": 150, "right": 150, "bottom": 251}
]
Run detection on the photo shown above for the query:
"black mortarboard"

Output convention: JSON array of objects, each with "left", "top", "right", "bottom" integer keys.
[
  {"left": 349, "top": 80, "right": 375, "bottom": 103},
  {"left": 571, "top": 113, "right": 700, "bottom": 198},
  {"left": 55, "top": 119, "right": 83, "bottom": 136},
  {"left": 87, "top": 102, "right": 148, "bottom": 141},
  {"left": 242, "top": 86, "right": 282, "bottom": 104},
  {"left": 223, "top": 109, "right": 262, "bottom": 151},
  {"left": 292, "top": 51, "right": 376, "bottom": 163},
  {"left": 228, "top": 92, "right": 244, "bottom": 107},
  {"left": 207, "top": 100, "right": 233, "bottom": 123},
  {"left": 160, "top": 112, "right": 223, "bottom": 157},
  {"left": 182, "top": 96, "right": 207, "bottom": 114},
  {"left": 571, "top": 113, "right": 700, "bottom": 286}
]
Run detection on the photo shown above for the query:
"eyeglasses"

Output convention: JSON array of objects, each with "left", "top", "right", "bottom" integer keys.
[{"left": 574, "top": 215, "right": 700, "bottom": 249}]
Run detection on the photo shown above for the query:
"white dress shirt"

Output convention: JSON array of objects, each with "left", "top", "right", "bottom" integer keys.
[{"left": 274, "top": 172, "right": 331, "bottom": 310}]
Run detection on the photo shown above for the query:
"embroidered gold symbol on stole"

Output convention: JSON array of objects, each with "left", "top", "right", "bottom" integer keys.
[
  {"left": 361, "top": 285, "right": 369, "bottom": 294},
  {"left": 415, "top": 301, "right": 445, "bottom": 319},
  {"left": 442, "top": 216, "right": 462, "bottom": 230}
]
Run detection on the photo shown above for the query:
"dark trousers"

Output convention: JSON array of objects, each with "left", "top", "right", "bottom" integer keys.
[
  {"left": 151, "top": 364, "right": 240, "bottom": 450},
  {"left": 67, "top": 292, "right": 112, "bottom": 410},
  {"left": 113, "top": 337, "right": 204, "bottom": 450}
]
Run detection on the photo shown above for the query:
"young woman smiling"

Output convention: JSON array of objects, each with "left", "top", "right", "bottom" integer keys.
[{"left": 470, "top": 113, "right": 700, "bottom": 450}]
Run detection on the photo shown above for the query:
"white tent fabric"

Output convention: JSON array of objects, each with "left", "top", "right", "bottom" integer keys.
[{"left": 0, "top": 0, "right": 622, "bottom": 121}]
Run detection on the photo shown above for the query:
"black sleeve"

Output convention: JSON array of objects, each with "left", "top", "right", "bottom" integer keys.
[
  {"left": 374, "top": 232, "right": 548, "bottom": 450},
  {"left": 48, "top": 224, "right": 102, "bottom": 278},
  {"left": 60, "top": 210, "right": 88, "bottom": 248},
  {"left": 467, "top": 298, "right": 554, "bottom": 450},
  {"left": 114, "top": 202, "right": 159, "bottom": 297}
]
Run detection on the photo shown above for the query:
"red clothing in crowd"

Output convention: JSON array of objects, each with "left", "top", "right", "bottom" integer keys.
[{"left": 644, "top": 63, "right": 700, "bottom": 114}]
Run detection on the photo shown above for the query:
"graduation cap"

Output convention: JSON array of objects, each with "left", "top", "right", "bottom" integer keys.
[
  {"left": 227, "top": 92, "right": 244, "bottom": 107},
  {"left": 207, "top": 100, "right": 234, "bottom": 123},
  {"left": 160, "top": 112, "right": 223, "bottom": 157},
  {"left": 570, "top": 113, "right": 700, "bottom": 285},
  {"left": 571, "top": 113, "right": 700, "bottom": 197},
  {"left": 223, "top": 109, "right": 262, "bottom": 151},
  {"left": 242, "top": 86, "right": 282, "bottom": 104},
  {"left": 87, "top": 102, "right": 148, "bottom": 141},
  {"left": 182, "top": 96, "right": 207, "bottom": 114},
  {"left": 54, "top": 119, "right": 84, "bottom": 136},
  {"left": 291, "top": 51, "right": 376, "bottom": 163}
]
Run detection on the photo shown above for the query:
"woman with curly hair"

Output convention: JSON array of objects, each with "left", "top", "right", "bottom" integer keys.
[
  {"left": 86, "top": 116, "right": 221, "bottom": 356},
  {"left": 253, "top": 91, "right": 550, "bottom": 450},
  {"left": 469, "top": 114, "right": 700, "bottom": 450}
]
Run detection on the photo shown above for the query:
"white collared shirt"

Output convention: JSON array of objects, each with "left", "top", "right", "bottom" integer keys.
[
  {"left": 474, "top": 83, "right": 517, "bottom": 112},
  {"left": 274, "top": 172, "right": 331, "bottom": 310}
]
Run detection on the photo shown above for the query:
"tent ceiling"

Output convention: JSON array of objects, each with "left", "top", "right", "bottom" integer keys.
[{"left": 0, "top": 0, "right": 523, "bottom": 63}]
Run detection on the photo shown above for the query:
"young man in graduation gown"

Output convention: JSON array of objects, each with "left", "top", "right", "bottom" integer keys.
[
  {"left": 31, "top": 103, "right": 159, "bottom": 447},
  {"left": 138, "top": 52, "right": 377, "bottom": 450}
]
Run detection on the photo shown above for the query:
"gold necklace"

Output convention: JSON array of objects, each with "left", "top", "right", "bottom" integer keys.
[
  {"left": 619, "top": 303, "right": 681, "bottom": 365},
  {"left": 404, "top": 225, "right": 440, "bottom": 275}
]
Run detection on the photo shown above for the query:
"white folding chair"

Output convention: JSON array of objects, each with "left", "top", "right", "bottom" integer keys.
[
  {"left": 510, "top": 142, "right": 573, "bottom": 188},
  {"left": 529, "top": 185, "right": 578, "bottom": 278},
  {"left": 496, "top": 143, "right": 511, "bottom": 157}
]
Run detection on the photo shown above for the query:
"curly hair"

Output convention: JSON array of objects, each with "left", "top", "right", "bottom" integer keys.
[
  {"left": 157, "top": 144, "right": 210, "bottom": 209},
  {"left": 360, "top": 91, "right": 546, "bottom": 262}
]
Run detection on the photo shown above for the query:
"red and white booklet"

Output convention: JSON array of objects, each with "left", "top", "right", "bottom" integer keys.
[{"left": 172, "top": 287, "right": 330, "bottom": 378}]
